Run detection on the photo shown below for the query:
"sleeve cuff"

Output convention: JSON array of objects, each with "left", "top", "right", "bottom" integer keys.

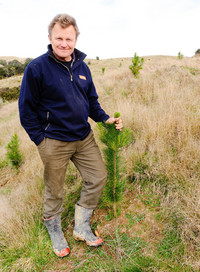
[{"left": 34, "top": 135, "right": 44, "bottom": 146}]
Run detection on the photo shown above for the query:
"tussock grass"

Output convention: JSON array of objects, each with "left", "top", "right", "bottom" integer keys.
[{"left": 1, "top": 55, "right": 200, "bottom": 271}]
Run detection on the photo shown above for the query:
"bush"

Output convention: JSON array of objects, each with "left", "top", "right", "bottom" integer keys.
[
  {"left": 195, "top": 49, "right": 200, "bottom": 54},
  {"left": 8, "top": 60, "right": 24, "bottom": 75},
  {"left": 0, "top": 66, "right": 7, "bottom": 79},
  {"left": 23, "top": 58, "right": 33, "bottom": 68},
  {"left": 0, "top": 58, "right": 33, "bottom": 79},
  {"left": 0, "top": 59, "right": 7, "bottom": 66},
  {"left": 129, "top": 53, "right": 144, "bottom": 78},
  {"left": 0, "top": 87, "right": 20, "bottom": 102}
]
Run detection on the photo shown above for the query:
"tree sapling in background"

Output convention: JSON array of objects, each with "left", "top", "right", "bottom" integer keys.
[
  {"left": 178, "top": 52, "right": 183, "bottom": 60},
  {"left": 6, "top": 133, "right": 23, "bottom": 170},
  {"left": 129, "top": 53, "right": 144, "bottom": 78}
]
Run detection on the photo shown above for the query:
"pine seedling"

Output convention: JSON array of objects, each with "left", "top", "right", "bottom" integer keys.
[
  {"left": 178, "top": 52, "right": 183, "bottom": 60},
  {"left": 98, "top": 112, "right": 133, "bottom": 217},
  {"left": 129, "top": 53, "right": 144, "bottom": 78},
  {"left": 6, "top": 133, "right": 23, "bottom": 169}
]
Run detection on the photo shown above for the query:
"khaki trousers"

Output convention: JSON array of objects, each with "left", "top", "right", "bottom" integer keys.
[{"left": 37, "top": 131, "right": 107, "bottom": 218}]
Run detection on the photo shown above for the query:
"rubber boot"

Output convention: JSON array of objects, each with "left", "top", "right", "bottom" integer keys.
[
  {"left": 73, "top": 204, "right": 103, "bottom": 246},
  {"left": 44, "top": 214, "right": 70, "bottom": 257}
]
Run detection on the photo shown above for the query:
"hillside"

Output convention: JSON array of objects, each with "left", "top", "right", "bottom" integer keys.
[
  {"left": 1, "top": 55, "right": 200, "bottom": 271},
  {"left": 0, "top": 56, "right": 28, "bottom": 62}
]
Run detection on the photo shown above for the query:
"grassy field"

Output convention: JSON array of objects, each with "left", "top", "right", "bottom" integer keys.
[{"left": 1, "top": 55, "right": 200, "bottom": 271}]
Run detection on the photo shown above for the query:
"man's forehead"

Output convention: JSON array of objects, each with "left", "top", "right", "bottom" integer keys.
[{"left": 54, "top": 23, "right": 74, "bottom": 31}]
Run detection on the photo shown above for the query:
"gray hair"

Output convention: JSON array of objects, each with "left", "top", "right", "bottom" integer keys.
[{"left": 48, "top": 14, "right": 80, "bottom": 38}]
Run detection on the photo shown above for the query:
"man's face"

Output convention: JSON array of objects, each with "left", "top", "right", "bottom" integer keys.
[{"left": 49, "top": 23, "right": 77, "bottom": 62}]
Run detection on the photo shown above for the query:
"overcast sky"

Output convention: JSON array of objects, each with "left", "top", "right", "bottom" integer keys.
[{"left": 0, "top": 0, "right": 200, "bottom": 59}]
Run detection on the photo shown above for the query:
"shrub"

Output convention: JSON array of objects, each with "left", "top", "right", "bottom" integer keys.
[
  {"left": 0, "top": 66, "right": 7, "bottom": 79},
  {"left": 8, "top": 60, "right": 24, "bottom": 75},
  {"left": 129, "top": 53, "right": 144, "bottom": 78},
  {"left": 102, "top": 67, "right": 105, "bottom": 74},
  {"left": 0, "top": 59, "right": 7, "bottom": 66},
  {"left": 23, "top": 58, "right": 33, "bottom": 68},
  {"left": 0, "top": 58, "right": 33, "bottom": 79},
  {"left": 195, "top": 49, "right": 200, "bottom": 54},
  {"left": 0, "top": 87, "right": 20, "bottom": 102}
]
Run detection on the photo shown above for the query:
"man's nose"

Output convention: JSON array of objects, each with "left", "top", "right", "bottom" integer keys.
[{"left": 61, "top": 41, "right": 68, "bottom": 47}]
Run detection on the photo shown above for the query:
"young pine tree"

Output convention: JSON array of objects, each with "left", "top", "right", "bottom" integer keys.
[
  {"left": 6, "top": 133, "right": 23, "bottom": 169},
  {"left": 129, "top": 53, "right": 144, "bottom": 78},
  {"left": 178, "top": 52, "right": 183, "bottom": 60},
  {"left": 98, "top": 112, "right": 133, "bottom": 217}
]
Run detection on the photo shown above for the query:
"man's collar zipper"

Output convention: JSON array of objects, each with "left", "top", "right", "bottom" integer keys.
[{"left": 49, "top": 54, "right": 73, "bottom": 82}]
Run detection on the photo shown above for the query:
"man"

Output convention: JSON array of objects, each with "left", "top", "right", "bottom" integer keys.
[{"left": 18, "top": 14, "right": 123, "bottom": 258}]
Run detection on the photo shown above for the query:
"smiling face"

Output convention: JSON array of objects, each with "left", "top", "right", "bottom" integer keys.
[{"left": 48, "top": 23, "right": 77, "bottom": 62}]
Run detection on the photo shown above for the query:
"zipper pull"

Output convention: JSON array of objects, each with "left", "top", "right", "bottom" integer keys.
[{"left": 70, "top": 74, "right": 73, "bottom": 81}]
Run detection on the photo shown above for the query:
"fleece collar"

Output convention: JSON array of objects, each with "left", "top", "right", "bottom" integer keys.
[{"left": 47, "top": 44, "right": 86, "bottom": 64}]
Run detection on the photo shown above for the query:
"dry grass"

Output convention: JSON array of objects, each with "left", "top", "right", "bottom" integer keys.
[
  {"left": 93, "top": 56, "right": 200, "bottom": 264},
  {"left": 1, "top": 55, "right": 200, "bottom": 270},
  {"left": 0, "top": 75, "right": 23, "bottom": 88},
  {"left": 0, "top": 101, "right": 44, "bottom": 268}
]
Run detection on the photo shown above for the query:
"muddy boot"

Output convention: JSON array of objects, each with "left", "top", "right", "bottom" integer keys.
[
  {"left": 73, "top": 204, "right": 103, "bottom": 246},
  {"left": 44, "top": 214, "right": 70, "bottom": 257}
]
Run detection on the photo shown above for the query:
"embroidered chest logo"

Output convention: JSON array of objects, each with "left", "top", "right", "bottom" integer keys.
[{"left": 79, "top": 75, "right": 86, "bottom": 80}]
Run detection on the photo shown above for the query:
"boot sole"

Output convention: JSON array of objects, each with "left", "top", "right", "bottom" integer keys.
[
  {"left": 54, "top": 247, "right": 70, "bottom": 257},
  {"left": 73, "top": 233, "right": 103, "bottom": 247}
]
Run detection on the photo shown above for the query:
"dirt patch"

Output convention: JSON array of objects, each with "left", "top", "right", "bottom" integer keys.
[{"left": 92, "top": 195, "right": 163, "bottom": 247}]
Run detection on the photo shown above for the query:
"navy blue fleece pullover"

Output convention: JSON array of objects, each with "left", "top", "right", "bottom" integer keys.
[{"left": 18, "top": 46, "right": 109, "bottom": 145}]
